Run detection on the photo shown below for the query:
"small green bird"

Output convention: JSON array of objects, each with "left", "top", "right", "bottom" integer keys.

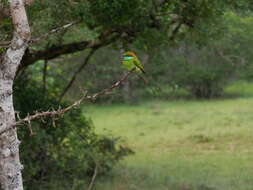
[
  {"left": 122, "top": 51, "right": 146, "bottom": 74},
  {"left": 122, "top": 51, "right": 148, "bottom": 83}
]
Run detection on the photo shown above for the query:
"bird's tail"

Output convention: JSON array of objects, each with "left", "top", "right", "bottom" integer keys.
[{"left": 140, "top": 67, "right": 146, "bottom": 75}]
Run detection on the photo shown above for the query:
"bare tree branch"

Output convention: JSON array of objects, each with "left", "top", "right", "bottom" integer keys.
[
  {"left": 30, "top": 21, "right": 78, "bottom": 44},
  {"left": 0, "top": 69, "right": 135, "bottom": 135},
  {"left": 169, "top": 22, "right": 182, "bottom": 41},
  {"left": 0, "top": 21, "right": 78, "bottom": 48},
  {"left": 86, "top": 163, "right": 99, "bottom": 190},
  {"left": 24, "top": 0, "right": 35, "bottom": 6},
  {"left": 0, "top": 41, "right": 10, "bottom": 48},
  {"left": 18, "top": 32, "right": 119, "bottom": 72}
]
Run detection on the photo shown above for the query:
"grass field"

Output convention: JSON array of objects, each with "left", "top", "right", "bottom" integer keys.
[{"left": 85, "top": 82, "right": 253, "bottom": 190}]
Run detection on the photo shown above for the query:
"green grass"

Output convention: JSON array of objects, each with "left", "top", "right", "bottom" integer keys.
[{"left": 84, "top": 81, "right": 253, "bottom": 190}]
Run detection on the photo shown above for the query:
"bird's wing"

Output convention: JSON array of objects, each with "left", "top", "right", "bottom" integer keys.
[{"left": 133, "top": 59, "right": 146, "bottom": 74}]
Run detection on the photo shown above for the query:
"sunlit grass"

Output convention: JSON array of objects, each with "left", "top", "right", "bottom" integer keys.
[{"left": 84, "top": 81, "right": 253, "bottom": 190}]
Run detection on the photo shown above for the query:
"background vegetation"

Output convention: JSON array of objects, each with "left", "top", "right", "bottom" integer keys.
[{"left": 1, "top": 0, "right": 253, "bottom": 189}]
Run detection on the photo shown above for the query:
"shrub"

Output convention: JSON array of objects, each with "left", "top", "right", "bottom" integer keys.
[
  {"left": 176, "top": 63, "right": 231, "bottom": 98},
  {"left": 14, "top": 74, "right": 133, "bottom": 189},
  {"left": 149, "top": 44, "right": 236, "bottom": 99}
]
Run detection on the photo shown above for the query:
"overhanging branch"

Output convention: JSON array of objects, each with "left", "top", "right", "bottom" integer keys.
[{"left": 19, "top": 31, "right": 120, "bottom": 71}]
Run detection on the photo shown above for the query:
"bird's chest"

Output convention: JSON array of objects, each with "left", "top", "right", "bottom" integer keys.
[{"left": 122, "top": 60, "right": 135, "bottom": 70}]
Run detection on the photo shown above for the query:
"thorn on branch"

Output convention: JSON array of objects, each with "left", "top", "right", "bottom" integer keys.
[{"left": 27, "top": 117, "right": 35, "bottom": 136}]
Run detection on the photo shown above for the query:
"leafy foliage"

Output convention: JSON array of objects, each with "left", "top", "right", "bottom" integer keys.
[
  {"left": 13, "top": 73, "right": 133, "bottom": 189},
  {"left": 149, "top": 44, "right": 236, "bottom": 98},
  {"left": 84, "top": 0, "right": 150, "bottom": 29}
]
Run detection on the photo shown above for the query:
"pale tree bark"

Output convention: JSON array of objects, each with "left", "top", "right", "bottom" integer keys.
[
  {"left": 0, "top": 0, "right": 34, "bottom": 20},
  {"left": 0, "top": 0, "right": 30, "bottom": 190}
]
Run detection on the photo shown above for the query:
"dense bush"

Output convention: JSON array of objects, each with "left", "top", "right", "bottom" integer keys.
[
  {"left": 174, "top": 62, "right": 233, "bottom": 99},
  {"left": 13, "top": 74, "right": 133, "bottom": 189},
  {"left": 149, "top": 44, "right": 236, "bottom": 98}
]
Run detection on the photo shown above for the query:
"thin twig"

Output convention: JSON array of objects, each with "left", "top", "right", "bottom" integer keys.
[
  {"left": 0, "top": 21, "right": 78, "bottom": 48},
  {"left": 30, "top": 21, "right": 78, "bottom": 44},
  {"left": 169, "top": 22, "right": 182, "bottom": 41},
  {"left": 58, "top": 47, "right": 98, "bottom": 102},
  {"left": 87, "top": 163, "right": 99, "bottom": 190}
]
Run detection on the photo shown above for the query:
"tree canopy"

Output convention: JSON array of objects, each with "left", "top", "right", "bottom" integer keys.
[{"left": 2, "top": 0, "right": 250, "bottom": 70}]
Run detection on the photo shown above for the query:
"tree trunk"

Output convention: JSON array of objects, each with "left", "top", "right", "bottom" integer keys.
[
  {"left": 0, "top": 0, "right": 30, "bottom": 190},
  {"left": 0, "top": 79, "right": 23, "bottom": 190}
]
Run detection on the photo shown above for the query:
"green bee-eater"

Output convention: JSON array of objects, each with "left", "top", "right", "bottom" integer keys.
[
  {"left": 122, "top": 51, "right": 146, "bottom": 74},
  {"left": 122, "top": 51, "right": 148, "bottom": 83}
]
